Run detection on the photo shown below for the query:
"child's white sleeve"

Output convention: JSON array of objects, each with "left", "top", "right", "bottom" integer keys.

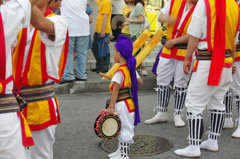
[
  {"left": 111, "top": 71, "right": 124, "bottom": 86},
  {"left": 136, "top": 70, "right": 140, "bottom": 79}
]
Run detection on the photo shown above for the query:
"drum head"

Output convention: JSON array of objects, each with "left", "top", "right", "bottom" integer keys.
[
  {"left": 94, "top": 112, "right": 121, "bottom": 140},
  {"left": 102, "top": 117, "right": 119, "bottom": 137}
]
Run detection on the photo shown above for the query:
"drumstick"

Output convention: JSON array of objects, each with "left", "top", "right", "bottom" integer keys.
[{"left": 99, "top": 72, "right": 112, "bottom": 80}]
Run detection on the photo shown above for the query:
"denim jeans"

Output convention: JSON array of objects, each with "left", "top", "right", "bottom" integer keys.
[
  {"left": 92, "top": 33, "right": 110, "bottom": 71},
  {"left": 63, "top": 36, "right": 89, "bottom": 80}
]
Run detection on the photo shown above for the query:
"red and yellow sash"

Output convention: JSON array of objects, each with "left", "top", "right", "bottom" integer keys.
[
  {"left": 203, "top": 0, "right": 239, "bottom": 85},
  {"left": 109, "top": 64, "right": 135, "bottom": 113},
  {"left": 160, "top": 0, "right": 196, "bottom": 61},
  {"left": 17, "top": 112, "right": 34, "bottom": 147}
]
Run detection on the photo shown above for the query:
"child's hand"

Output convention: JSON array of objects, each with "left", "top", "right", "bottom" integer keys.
[{"left": 106, "top": 107, "right": 114, "bottom": 114}]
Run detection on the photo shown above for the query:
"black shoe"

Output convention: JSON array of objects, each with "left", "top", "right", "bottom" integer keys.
[
  {"left": 75, "top": 78, "right": 87, "bottom": 81},
  {"left": 59, "top": 79, "right": 74, "bottom": 85},
  {"left": 97, "top": 69, "right": 108, "bottom": 73},
  {"left": 91, "top": 68, "right": 100, "bottom": 72}
]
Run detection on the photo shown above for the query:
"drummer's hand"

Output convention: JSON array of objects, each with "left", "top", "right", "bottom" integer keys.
[
  {"left": 232, "top": 63, "right": 237, "bottom": 75},
  {"left": 106, "top": 106, "right": 114, "bottom": 114},
  {"left": 183, "top": 58, "right": 191, "bottom": 75},
  {"left": 165, "top": 39, "right": 176, "bottom": 49}
]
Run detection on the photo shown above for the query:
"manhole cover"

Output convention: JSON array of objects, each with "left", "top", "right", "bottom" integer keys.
[{"left": 101, "top": 135, "right": 172, "bottom": 156}]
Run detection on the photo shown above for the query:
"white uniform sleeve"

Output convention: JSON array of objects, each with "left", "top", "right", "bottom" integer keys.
[
  {"left": 187, "top": 0, "right": 206, "bottom": 39},
  {"left": 0, "top": 0, "right": 31, "bottom": 43},
  {"left": 111, "top": 71, "right": 124, "bottom": 87},
  {"left": 161, "top": 0, "right": 171, "bottom": 15},
  {"left": 39, "top": 15, "right": 68, "bottom": 46}
]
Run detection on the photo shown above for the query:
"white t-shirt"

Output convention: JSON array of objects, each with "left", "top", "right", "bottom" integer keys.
[
  {"left": 61, "top": 0, "right": 89, "bottom": 37},
  {"left": 111, "top": 0, "right": 125, "bottom": 14},
  {"left": 161, "top": 0, "right": 192, "bottom": 38}
]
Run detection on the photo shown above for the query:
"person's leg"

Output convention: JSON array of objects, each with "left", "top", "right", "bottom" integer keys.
[
  {"left": 144, "top": 57, "right": 175, "bottom": 124},
  {"left": 92, "top": 33, "right": 101, "bottom": 70},
  {"left": 231, "top": 61, "right": 240, "bottom": 137},
  {"left": 200, "top": 67, "right": 232, "bottom": 152},
  {"left": 232, "top": 95, "right": 240, "bottom": 138},
  {"left": 108, "top": 102, "right": 134, "bottom": 159},
  {"left": 29, "top": 125, "right": 56, "bottom": 159},
  {"left": 62, "top": 37, "right": 76, "bottom": 81},
  {"left": 0, "top": 113, "right": 26, "bottom": 159},
  {"left": 75, "top": 36, "right": 89, "bottom": 80},
  {"left": 175, "top": 112, "right": 203, "bottom": 157},
  {"left": 173, "top": 59, "right": 191, "bottom": 127},
  {"left": 99, "top": 33, "right": 110, "bottom": 72},
  {"left": 223, "top": 89, "right": 234, "bottom": 129},
  {"left": 175, "top": 61, "right": 217, "bottom": 157}
]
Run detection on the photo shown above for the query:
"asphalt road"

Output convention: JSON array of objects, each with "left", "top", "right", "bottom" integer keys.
[{"left": 53, "top": 91, "right": 240, "bottom": 159}]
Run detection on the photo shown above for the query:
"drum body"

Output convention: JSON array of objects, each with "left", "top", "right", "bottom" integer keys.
[{"left": 94, "top": 110, "right": 122, "bottom": 140}]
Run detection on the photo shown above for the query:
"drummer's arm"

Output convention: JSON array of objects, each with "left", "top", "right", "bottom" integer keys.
[
  {"left": 107, "top": 82, "right": 121, "bottom": 114},
  {"left": 165, "top": 34, "right": 190, "bottom": 49}
]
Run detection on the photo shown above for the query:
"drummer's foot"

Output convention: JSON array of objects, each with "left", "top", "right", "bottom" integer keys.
[
  {"left": 110, "top": 142, "right": 130, "bottom": 159},
  {"left": 108, "top": 143, "right": 120, "bottom": 158}
]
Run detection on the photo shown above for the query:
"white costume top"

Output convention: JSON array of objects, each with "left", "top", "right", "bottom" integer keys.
[
  {"left": 187, "top": 0, "right": 207, "bottom": 50},
  {"left": 0, "top": 1, "right": 31, "bottom": 157},
  {"left": 0, "top": 0, "right": 31, "bottom": 94},
  {"left": 21, "top": 15, "right": 68, "bottom": 84},
  {"left": 161, "top": 0, "right": 192, "bottom": 38},
  {"left": 61, "top": 0, "right": 89, "bottom": 37}
]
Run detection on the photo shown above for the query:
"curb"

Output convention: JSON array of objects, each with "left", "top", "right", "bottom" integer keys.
[{"left": 55, "top": 73, "right": 157, "bottom": 94}]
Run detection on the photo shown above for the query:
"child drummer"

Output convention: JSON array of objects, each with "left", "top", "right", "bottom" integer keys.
[{"left": 106, "top": 34, "right": 142, "bottom": 159}]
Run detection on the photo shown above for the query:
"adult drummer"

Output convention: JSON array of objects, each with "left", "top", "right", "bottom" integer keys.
[{"left": 145, "top": 0, "right": 198, "bottom": 127}]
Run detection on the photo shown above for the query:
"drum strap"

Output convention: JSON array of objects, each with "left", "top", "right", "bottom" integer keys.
[
  {"left": 197, "top": 50, "right": 231, "bottom": 60},
  {"left": 0, "top": 94, "right": 20, "bottom": 114},
  {"left": 20, "top": 82, "right": 55, "bottom": 103}
]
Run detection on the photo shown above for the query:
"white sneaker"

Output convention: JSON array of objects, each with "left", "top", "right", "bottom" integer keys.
[
  {"left": 223, "top": 118, "right": 234, "bottom": 129},
  {"left": 141, "top": 68, "right": 148, "bottom": 76},
  {"left": 232, "top": 118, "right": 240, "bottom": 138},
  {"left": 144, "top": 112, "right": 168, "bottom": 124},
  {"left": 200, "top": 139, "right": 218, "bottom": 152},
  {"left": 108, "top": 148, "right": 120, "bottom": 158},
  {"left": 232, "top": 127, "right": 240, "bottom": 138},
  {"left": 175, "top": 145, "right": 201, "bottom": 158},
  {"left": 174, "top": 114, "right": 185, "bottom": 127}
]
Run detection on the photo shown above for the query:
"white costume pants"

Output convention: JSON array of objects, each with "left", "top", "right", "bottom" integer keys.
[
  {"left": 157, "top": 57, "right": 191, "bottom": 87},
  {"left": 115, "top": 101, "right": 134, "bottom": 143},
  {"left": 186, "top": 60, "right": 232, "bottom": 115},
  {"left": 0, "top": 112, "right": 26, "bottom": 159},
  {"left": 231, "top": 61, "right": 240, "bottom": 95},
  {"left": 26, "top": 125, "right": 56, "bottom": 159}
]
